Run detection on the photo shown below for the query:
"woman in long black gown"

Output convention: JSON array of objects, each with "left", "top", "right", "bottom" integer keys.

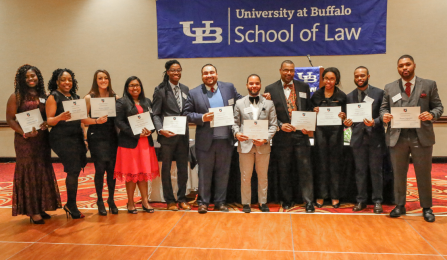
[{"left": 46, "top": 68, "right": 87, "bottom": 219}]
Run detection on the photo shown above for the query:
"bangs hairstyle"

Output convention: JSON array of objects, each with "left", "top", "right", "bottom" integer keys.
[
  {"left": 47, "top": 68, "right": 78, "bottom": 96},
  {"left": 322, "top": 67, "right": 341, "bottom": 86},
  {"left": 123, "top": 76, "right": 145, "bottom": 102},
  {"left": 14, "top": 64, "right": 46, "bottom": 106},
  {"left": 88, "top": 70, "right": 115, "bottom": 97}
]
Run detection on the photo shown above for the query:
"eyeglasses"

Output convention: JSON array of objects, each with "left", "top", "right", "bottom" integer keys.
[
  {"left": 128, "top": 84, "right": 141, "bottom": 88},
  {"left": 168, "top": 69, "right": 182, "bottom": 73},
  {"left": 281, "top": 69, "right": 294, "bottom": 73}
]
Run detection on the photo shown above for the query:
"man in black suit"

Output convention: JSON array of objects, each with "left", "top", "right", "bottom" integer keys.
[
  {"left": 343, "top": 66, "right": 385, "bottom": 213},
  {"left": 264, "top": 60, "right": 315, "bottom": 212},
  {"left": 152, "top": 60, "right": 191, "bottom": 211}
]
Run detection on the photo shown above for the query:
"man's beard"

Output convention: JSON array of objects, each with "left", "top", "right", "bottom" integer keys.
[
  {"left": 355, "top": 78, "right": 369, "bottom": 88},
  {"left": 249, "top": 90, "right": 260, "bottom": 96}
]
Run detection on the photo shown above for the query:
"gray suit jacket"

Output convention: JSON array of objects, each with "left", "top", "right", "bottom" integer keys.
[
  {"left": 380, "top": 77, "right": 443, "bottom": 147},
  {"left": 232, "top": 95, "right": 277, "bottom": 154}
]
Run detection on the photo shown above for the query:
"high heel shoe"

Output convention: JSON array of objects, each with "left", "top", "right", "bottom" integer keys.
[
  {"left": 127, "top": 203, "right": 137, "bottom": 214},
  {"left": 315, "top": 199, "right": 324, "bottom": 208},
  {"left": 142, "top": 204, "right": 155, "bottom": 213},
  {"left": 40, "top": 212, "right": 51, "bottom": 219},
  {"left": 107, "top": 199, "right": 119, "bottom": 215},
  {"left": 30, "top": 216, "right": 45, "bottom": 224},
  {"left": 97, "top": 201, "right": 107, "bottom": 216},
  {"left": 332, "top": 200, "right": 341, "bottom": 208},
  {"left": 63, "top": 204, "right": 85, "bottom": 219}
]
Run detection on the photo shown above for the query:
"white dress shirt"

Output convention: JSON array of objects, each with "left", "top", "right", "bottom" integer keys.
[
  {"left": 281, "top": 79, "right": 293, "bottom": 99},
  {"left": 402, "top": 75, "right": 416, "bottom": 93}
]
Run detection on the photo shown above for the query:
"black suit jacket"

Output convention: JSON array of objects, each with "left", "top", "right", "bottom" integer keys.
[
  {"left": 115, "top": 95, "right": 154, "bottom": 149},
  {"left": 346, "top": 85, "right": 385, "bottom": 148},
  {"left": 152, "top": 82, "right": 190, "bottom": 145},
  {"left": 264, "top": 79, "right": 312, "bottom": 146}
]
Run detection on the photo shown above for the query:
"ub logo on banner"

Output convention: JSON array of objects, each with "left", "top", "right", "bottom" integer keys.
[
  {"left": 179, "top": 21, "right": 223, "bottom": 44},
  {"left": 294, "top": 67, "right": 320, "bottom": 96}
]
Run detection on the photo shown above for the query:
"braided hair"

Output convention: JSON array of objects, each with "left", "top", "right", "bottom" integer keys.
[
  {"left": 158, "top": 60, "right": 181, "bottom": 92},
  {"left": 14, "top": 64, "right": 46, "bottom": 106},
  {"left": 47, "top": 68, "right": 79, "bottom": 96}
]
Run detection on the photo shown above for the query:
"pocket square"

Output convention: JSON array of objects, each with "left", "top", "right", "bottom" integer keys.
[{"left": 420, "top": 93, "right": 427, "bottom": 98}]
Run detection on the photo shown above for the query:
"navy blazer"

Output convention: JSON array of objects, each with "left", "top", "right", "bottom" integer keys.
[
  {"left": 115, "top": 95, "right": 155, "bottom": 149},
  {"left": 152, "top": 81, "right": 190, "bottom": 145},
  {"left": 346, "top": 85, "right": 385, "bottom": 148},
  {"left": 183, "top": 81, "right": 242, "bottom": 152}
]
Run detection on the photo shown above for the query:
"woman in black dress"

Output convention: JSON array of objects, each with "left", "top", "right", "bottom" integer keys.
[
  {"left": 6, "top": 64, "right": 61, "bottom": 224},
  {"left": 46, "top": 68, "right": 87, "bottom": 219},
  {"left": 83, "top": 70, "right": 119, "bottom": 215},
  {"left": 311, "top": 67, "right": 347, "bottom": 208}
]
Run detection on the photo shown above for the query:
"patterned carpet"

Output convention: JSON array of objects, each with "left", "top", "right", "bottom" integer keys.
[{"left": 1, "top": 162, "right": 446, "bottom": 214}]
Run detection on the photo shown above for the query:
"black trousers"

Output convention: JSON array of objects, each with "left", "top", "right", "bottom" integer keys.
[
  {"left": 276, "top": 145, "right": 313, "bottom": 204},
  {"left": 315, "top": 126, "right": 343, "bottom": 200},
  {"left": 352, "top": 135, "right": 384, "bottom": 204},
  {"left": 196, "top": 139, "right": 233, "bottom": 206},
  {"left": 160, "top": 139, "right": 189, "bottom": 203}
]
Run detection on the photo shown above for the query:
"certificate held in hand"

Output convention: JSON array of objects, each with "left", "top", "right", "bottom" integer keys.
[
  {"left": 209, "top": 106, "right": 234, "bottom": 128},
  {"left": 347, "top": 103, "right": 372, "bottom": 123},
  {"left": 128, "top": 112, "right": 155, "bottom": 135},
  {"left": 317, "top": 106, "right": 342, "bottom": 126},
  {"left": 391, "top": 107, "right": 421, "bottom": 128},
  {"left": 62, "top": 99, "right": 88, "bottom": 121},
  {"left": 163, "top": 116, "right": 187, "bottom": 135},
  {"left": 243, "top": 120, "right": 268, "bottom": 139},
  {"left": 90, "top": 97, "right": 116, "bottom": 118},
  {"left": 291, "top": 111, "right": 316, "bottom": 131},
  {"left": 15, "top": 108, "right": 44, "bottom": 133}
]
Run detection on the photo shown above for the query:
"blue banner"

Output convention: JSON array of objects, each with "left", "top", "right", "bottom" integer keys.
[
  {"left": 157, "top": 0, "right": 387, "bottom": 58},
  {"left": 294, "top": 67, "right": 320, "bottom": 96}
]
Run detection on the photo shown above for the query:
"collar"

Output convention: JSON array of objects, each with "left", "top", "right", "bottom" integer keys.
[
  {"left": 168, "top": 81, "right": 180, "bottom": 90},
  {"left": 402, "top": 76, "right": 416, "bottom": 86},
  {"left": 205, "top": 82, "right": 218, "bottom": 92},
  {"left": 357, "top": 84, "right": 370, "bottom": 93},
  {"left": 281, "top": 79, "right": 293, "bottom": 87}
]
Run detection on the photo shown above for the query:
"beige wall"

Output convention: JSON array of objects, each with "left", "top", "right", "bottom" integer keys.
[{"left": 0, "top": 0, "right": 446, "bottom": 156}]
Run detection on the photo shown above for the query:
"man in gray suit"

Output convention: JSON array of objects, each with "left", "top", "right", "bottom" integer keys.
[
  {"left": 233, "top": 74, "right": 277, "bottom": 213},
  {"left": 380, "top": 55, "right": 443, "bottom": 222}
]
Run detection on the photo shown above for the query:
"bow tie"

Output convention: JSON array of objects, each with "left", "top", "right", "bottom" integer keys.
[
  {"left": 284, "top": 83, "right": 293, "bottom": 89},
  {"left": 249, "top": 96, "right": 259, "bottom": 104}
]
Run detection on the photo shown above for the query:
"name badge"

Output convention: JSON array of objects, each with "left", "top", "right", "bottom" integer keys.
[
  {"left": 364, "top": 96, "right": 374, "bottom": 103},
  {"left": 244, "top": 107, "right": 253, "bottom": 114},
  {"left": 182, "top": 92, "right": 187, "bottom": 99},
  {"left": 39, "top": 98, "right": 46, "bottom": 104},
  {"left": 228, "top": 98, "right": 234, "bottom": 105},
  {"left": 299, "top": 92, "right": 307, "bottom": 99},
  {"left": 392, "top": 93, "right": 402, "bottom": 103}
]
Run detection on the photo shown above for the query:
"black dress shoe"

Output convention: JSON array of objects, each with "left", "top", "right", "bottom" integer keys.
[
  {"left": 242, "top": 204, "right": 251, "bottom": 213},
  {"left": 198, "top": 204, "right": 208, "bottom": 214},
  {"left": 40, "top": 212, "right": 51, "bottom": 219},
  {"left": 352, "top": 202, "right": 367, "bottom": 212},
  {"left": 423, "top": 208, "right": 435, "bottom": 222},
  {"left": 373, "top": 203, "right": 383, "bottom": 214},
  {"left": 30, "top": 217, "right": 45, "bottom": 224},
  {"left": 259, "top": 204, "right": 270, "bottom": 212},
  {"left": 215, "top": 204, "right": 229, "bottom": 212},
  {"left": 282, "top": 202, "right": 292, "bottom": 210},
  {"left": 389, "top": 205, "right": 406, "bottom": 218},
  {"left": 305, "top": 202, "right": 315, "bottom": 213}
]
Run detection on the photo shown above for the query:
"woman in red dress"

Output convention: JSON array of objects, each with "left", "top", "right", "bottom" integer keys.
[
  {"left": 6, "top": 64, "right": 61, "bottom": 224},
  {"left": 114, "top": 76, "right": 159, "bottom": 213}
]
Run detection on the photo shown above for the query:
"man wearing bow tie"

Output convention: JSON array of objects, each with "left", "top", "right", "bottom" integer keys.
[
  {"left": 264, "top": 60, "right": 315, "bottom": 212},
  {"left": 233, "top": 74, "right": 277, "bottom": 213},
  {"left": 380, "top": 55, "right": 444, "bottom": 222}
]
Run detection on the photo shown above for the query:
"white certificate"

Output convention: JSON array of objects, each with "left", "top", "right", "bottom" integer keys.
[
  {"left": 15, "top": 108, "right": 44, "bottom": 133},
  {"left": 391, "top": 107, "right": 420, "bottom": 128},
  {"left": 317, "top": 106, "right": 342, "bottom": 126},
  {"left": 209, "top": 106, "right": 234, "bottom": 128},
  {"left": 62, "top": 99, "right": 88, "bottom": 121},
  {"left": 291, "top": 111, "right": 316, "bottom": 131},
  {"left": 243, "top": 120, "right": 268, "bottom": 139},
  {"left": 163, "top": 116, "right": 187, "bottom": 135},
  {"left": 347, "top": 103, "right": 372, "bottom": 123},
  {"left": 128, "top": 112, "right": 155, "bottom": 135},
  {"left": 90, "top": 97, "right": 116, "bottom": 118}
]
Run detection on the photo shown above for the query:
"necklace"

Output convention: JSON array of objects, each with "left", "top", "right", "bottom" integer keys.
[{"left": 57, "top": 90, "right": 73, "bottom": 100}]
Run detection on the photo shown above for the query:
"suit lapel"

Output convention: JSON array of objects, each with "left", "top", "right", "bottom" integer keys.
[
  {"left": 411, "top": 77, "right": 423, "bottom": 106},
  {"left": 243, "top": 96, "right": 253, "bottom": 120},
  {"left": 166, "top": 85, "right": 181, "bottom": 113},
  {"left": 275, "top": 81, "right": 289, "bottom": 117},
  {"left": 219, "top": 82, "right": 230, "bottom": 106},
  {"left": 353, "top": 89, "right": 359, "bottom": 103},
  {"left": 397, "top": 80, "right": 404, "bottom": 107},
  {"left": 293, "top": 80, "right": 302, "bottom": 110},
  {"left": 257, "top": 96, "right": 265, "bottom": 119},
  {"left": 200, "top": 84, "right": 211, "bottom": 109}
]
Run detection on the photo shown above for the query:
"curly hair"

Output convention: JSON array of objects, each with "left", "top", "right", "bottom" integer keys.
[
  {"left": 14, "top": 64, "right": 46, "bottom": 106},
  {"left": 47, "top": 68, "right": 79, "bottom": 96}
]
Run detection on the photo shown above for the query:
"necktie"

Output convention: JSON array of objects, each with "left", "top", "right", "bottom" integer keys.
[
  {"left": 174, "top": 85, "right": 182, "bottom": 111},
  {"left": 210, "top": 87, "right": 215, "bottom": 93},
  {"left": 405, "top": 82, "right": 412, "bottom": 97},
  {"left": 249, "top": 96, "right": 259, "bottom": 104},
  {"left": 360, "top": 91, "right": 366, "bottom": 102}
]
